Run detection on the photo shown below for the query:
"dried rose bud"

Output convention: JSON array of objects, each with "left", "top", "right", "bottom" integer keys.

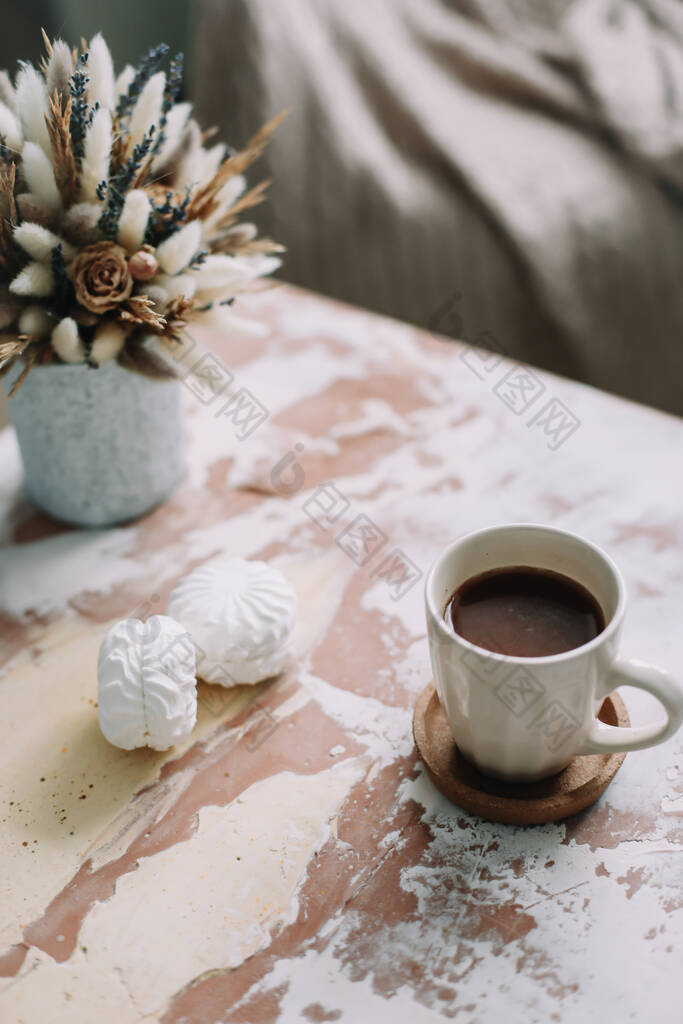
[{"left": 128, "top": 250, "right": 159, "bottom": 281}]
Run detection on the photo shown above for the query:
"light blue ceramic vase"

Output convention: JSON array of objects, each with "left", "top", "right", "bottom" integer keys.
[{"left": 4, "top": 361, "right": 183, "bottom": 527}]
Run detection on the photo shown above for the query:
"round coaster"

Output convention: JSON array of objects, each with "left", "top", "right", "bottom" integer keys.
[{"left": 413, "top": 684, "right": 630, "bottom": 825}]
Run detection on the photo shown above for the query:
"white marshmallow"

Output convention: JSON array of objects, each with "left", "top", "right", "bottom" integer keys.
[
  {"left": 167, "top": 557, "right": 297, "bottom": 685},
  {"left": 98, "top": 615, "right": 197, "bottom": 750}
]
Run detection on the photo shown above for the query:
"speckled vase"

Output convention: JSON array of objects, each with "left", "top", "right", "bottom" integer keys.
[{"left": 4, "top": 361, "right": 183, "bottom": 527}]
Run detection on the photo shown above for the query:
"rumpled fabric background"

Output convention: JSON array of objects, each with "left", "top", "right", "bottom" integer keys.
[{"left": 192, "top": 0, "right": 683, "bottom": 413}]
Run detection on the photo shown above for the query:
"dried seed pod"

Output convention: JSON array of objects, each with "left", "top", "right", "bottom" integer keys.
[{"left": 128, "top": 249, "right": 158, "bottom": 281}]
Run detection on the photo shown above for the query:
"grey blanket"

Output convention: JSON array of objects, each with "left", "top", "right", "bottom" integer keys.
[{"left": 193, "top": 0, "right": 683, "bottom": 412}]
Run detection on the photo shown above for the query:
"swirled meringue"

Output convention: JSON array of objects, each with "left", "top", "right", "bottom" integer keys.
[
  {"left": 166, "top": 557, "right": 297, "bottom": 685},
  {"left": 98, "top": 615, "right": 197, "bottom": 750}
]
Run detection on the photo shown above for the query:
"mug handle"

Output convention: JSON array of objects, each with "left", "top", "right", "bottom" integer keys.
[{"left": 579, "top": 659, "right": 683, "bottom": 755}]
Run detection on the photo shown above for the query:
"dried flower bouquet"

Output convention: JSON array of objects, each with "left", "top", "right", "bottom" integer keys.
[{"left": 0, "top": 31, "right": 284, "bottom": 394}]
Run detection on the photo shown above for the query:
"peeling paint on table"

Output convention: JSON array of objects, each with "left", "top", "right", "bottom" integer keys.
[{"left": 0, "top": 285, "right": 681, "bottom": 1023}]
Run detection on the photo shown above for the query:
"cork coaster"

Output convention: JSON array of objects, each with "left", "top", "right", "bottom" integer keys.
[{"left": 413, "top": 684, "right": 629, "bottom": 825}]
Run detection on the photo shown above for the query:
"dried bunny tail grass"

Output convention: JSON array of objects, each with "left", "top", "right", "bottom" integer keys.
[
  {"left": 128, "top": 71, "right": 165, "bottom": 149},
  {"left": 117, "top": 338, "right": 178, "bottom": 378},
  {"left": 22, "top": 140, "right": 62, "bottom": 214},
  {"left": 212, "top": 221, "right": 284, "bottom": 255},
  {"left": 0, "top": 101, "right": 22, "bottom": 153},
  {"left": 189, "top": 303, "right": 269, "bottom": 337},
  {"left": 199, "top": 173, "right": 245, "bottom": 237},
  {"left": 117, "top": 189, "right": 150, "bottom": 252},
  {"left": 0, "top": 285, "right": 20, "bottom": 328},
  {"left": 151, "top": 100, "right": 191, "bottom": 173},
  {"left": 91, "top": 321, "right": 125, "bottom": 364},
  {"left": 10, "top": 260, "right": 54, "bottom": 297},
  {"left": 45, "top": 40, "right": 74, "bottom": 101},
  {"left": 80, "top": 105, "right": 111, "bottom": 202},
  {"left": 153, "top": 273, "right": 196, "bottom": 301},
  {"left": 155, "top": 219, "right": 201, "bottom": 275},
  {"left": 51, "top": 316, "right": 85, "bottom": 362},
  {"left": 115, "top": 65, "right": 135, "bottom": 104},
  {"left": 18, "top": 304, "right": 51, "bottom": 337},
  {"left": 201, "top": 251, "right": 279, "bottom": 278},
  {"left": 62, "top": 202, "right": 102, "bottom": 246},
  {"left": 227, "top": 223, "right": 264, "bottom": 244},
  {"left": 15, "top": 63, "right": 51, "bottom": 154},
  {"left": 13, "top": 222, "right": 75, "bottom": 262},
  {"left": 87, "top": 33, "right": 115, "bottom": 110},
  {"left": 16, "top": 191, "right": 53, "bottom": 227},
  {"left": 186, "top": 110, "right": 287, "bottom": 221},
  {"left": 188, "top": 254, "right": 246, "bottom": 298},
  {"left": 173, "top": 118, "right": 204, "bottom": 189},
  {"left": 0, "top": 71, "right": 17, "bottom": 113},
  {"left": 200, "top": 143, "right": 226, "bottom": 186}
]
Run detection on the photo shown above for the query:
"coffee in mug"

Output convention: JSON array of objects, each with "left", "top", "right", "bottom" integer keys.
[
  {"left": 446, "top": 566, "right": 605, "bottom": 658},
  {"left": 424, "top": 524, "right": 683, "bottom": 782}
]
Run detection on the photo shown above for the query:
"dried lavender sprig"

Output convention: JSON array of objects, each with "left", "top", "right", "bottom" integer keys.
[
  {"left": 116, "top": 44, "right": 169, "bottom": 119},
  {"left": 153, "top": 52, "right": 184, "bottom": 155},
  {"left": 167, "top": 53, "right": 184, "bottom": 105},
  {"left": 98, "top": 128, "right": 156, "bottom": 239},
  {"left": 190, "top": 249, "right": 208, "bottom": 268},
  {"left": 51, "top": 244, "right": 73, "bottom": 316},
  {"left": 69, "top": 53, "right": 90, "bottom": 162},
  {"left": 145, "top": 186, "right": 191, "bottom": 245}
]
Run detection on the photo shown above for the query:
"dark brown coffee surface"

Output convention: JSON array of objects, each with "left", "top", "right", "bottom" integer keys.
[{"left": 446, "top": 566, "right": 604, "bottom": 657}]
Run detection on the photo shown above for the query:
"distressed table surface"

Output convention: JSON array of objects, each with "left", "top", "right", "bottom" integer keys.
[{"left": 0, "top": 285, "right": 681, "bottom": 1024}]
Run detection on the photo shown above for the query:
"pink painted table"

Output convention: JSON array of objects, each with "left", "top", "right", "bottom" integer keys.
[{"left": 0, "top": 286, "right": 681, "bottom": 1023}]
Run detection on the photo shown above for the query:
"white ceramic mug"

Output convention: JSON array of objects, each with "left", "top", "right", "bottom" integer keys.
[{"left": 425, "top": 524, "right": 683, "bottom": 782}]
